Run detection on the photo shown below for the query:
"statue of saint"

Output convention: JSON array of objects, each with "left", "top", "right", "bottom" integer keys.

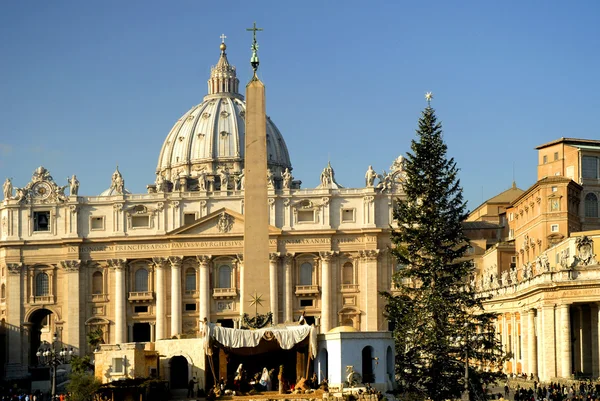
[
  {"left": 365, "top": 165, "right": 377, "bottom": 187},
  {"left": 218, "top": 167, "right": 229, "bottom": 190},
  {"left": 267, "top": 169, "right": 275, "bottom": 189},
  {"left": 320, "top": 165, "right": 332, "bottom": 187},
  {"left": 282, "top": 168, "right": 292, "bottom": 189},
  {"left": 237, "top": 169, "right": 245, "bottom": 190},
  {"left": 3, "top": 178, "right": 12, "bottom": 200},
  {"left": 68, "top": 174, "right": 79, "bottom": 196},
  {"left": 111, "top": 169, "right": 124, "bottom": 194}
]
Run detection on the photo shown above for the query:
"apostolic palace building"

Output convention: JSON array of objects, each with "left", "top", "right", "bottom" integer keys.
[{"left": 1, "top": 38, "right": 600, "bottom": 385}]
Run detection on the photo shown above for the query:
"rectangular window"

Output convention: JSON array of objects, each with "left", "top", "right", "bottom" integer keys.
[
  {"left": 91, "top": 216, "right": 105, "bottom": 230},
  {"left": 131, "top": 215, "right": 150, "bottom": 228},
  {"left": 300, "top": 299, "right": 313, "bottom": 307},
  {"left": 543, "top": 155, "right": 548, "bottom": 164},
  {"left": 551, "top": 186, "right": 558, "bottom": 192},
  {"left": 113, "top": 358, "right": 124, "bottom": 374},
  {"left": 33, "top": 211, "right": 50, "bottom": 232},
  {"left": 582, "top": 156, "right": 599, "bottom": 179},
  {"left": 554, "top": 152, "right": 559, "bottom": 161},
  {"left": 297, "top": 210, "right": 314, "bottom": 223},
  {"left": 551, "top": 224, "right": 559, "bottom": 232},
  {"left": 185, "top": 303, "right": 197, "bottom": 311},
  {"left": 134, "top": 305, "right": 148, "bottom": 313},
  {"left": 509, "top": 228, "right": 514, "bottom": 240},
  {"left": 184, "top": 213, "right": 196, "bottom": 225},
  {"left": 341, "top": 208, "right": 355, "bottom": 223}
]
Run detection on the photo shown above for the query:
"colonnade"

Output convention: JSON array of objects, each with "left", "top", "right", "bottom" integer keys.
[{"left": 498, "top": 303, "right": 600, "bottom": 381}]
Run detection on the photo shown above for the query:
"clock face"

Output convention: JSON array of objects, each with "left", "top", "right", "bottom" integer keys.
[{"left": 32, "top": 182, "right": 52, "bottom": 199}]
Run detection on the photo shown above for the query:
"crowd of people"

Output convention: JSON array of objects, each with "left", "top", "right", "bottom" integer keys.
[
  {"left": 0, "top": 389, "right": 68, "bottom": 401},
  {"left": 499, "top": 380, "right": 600, "bottom": 401}
]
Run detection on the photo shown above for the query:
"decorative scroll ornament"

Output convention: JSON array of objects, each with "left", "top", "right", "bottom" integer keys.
[
  {"left": 216, "top": 212, "right": 233, "bottom": 233},
  {"left": 12, "top": 166, "right": 68, "bottom": 204},
  {"left": 59, "top": 260, "right": 81, "bottom": 272}
]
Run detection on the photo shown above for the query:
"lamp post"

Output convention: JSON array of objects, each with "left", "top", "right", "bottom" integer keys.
[{"left": 36, "top": 332, "right": 76, "bottom": 400}]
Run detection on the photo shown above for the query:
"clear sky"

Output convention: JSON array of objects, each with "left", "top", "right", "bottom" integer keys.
[{"left": 1, "top": 1, "right": 599, "bottom": 210}]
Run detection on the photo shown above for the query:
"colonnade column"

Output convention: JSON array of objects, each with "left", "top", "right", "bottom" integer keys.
[
  {"left": 528, "top": 309, "right": 538, "bottom": 377},
  {"left": 197, "top": 255, "right": 212, "bottom": 323},
  {"left": 592, "top": 303, "right": 599, "bottom": 378},
  {"left": 169, "top": 257, "right": 183, "bottom": 337},
  {"left": 108, "top": 259, "right": 127, "bottom": 344},
  {"left": 541, "top": 304, "right": 557, "bottom": 380},
  {"left": 558, "top": 303, "right": 572, "bottom": 378},
  {"left": 269, "top": 253, "right": 280, "bottom": 325},
  {"left": 521, "top": 310, "right": 529, "bottom": 375},
  {"left": 319, "top": 252, "right": 334, "bottom": 333},
  {"left": 283, "top": 253, "right": 294, "bottom": 323},
  {"left": 152, "top": 257, "right": 168, "bottom": 340}
]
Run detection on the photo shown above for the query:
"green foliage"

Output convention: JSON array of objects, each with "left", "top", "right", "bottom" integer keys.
[
  {"left": 67, "top": 372, "right": 102, "bottom": 401},
  {"left": 87, "top": 328, "right": 104, "bottom": 349},
  {"left": 70, "top": 355, "right": 94, "bottom": 374},
  {"left": 381, "top": 104, "right": 507, "bottom": 401}
]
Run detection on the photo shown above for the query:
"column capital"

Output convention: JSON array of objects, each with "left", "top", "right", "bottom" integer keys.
[
  {"left": 319, "top": 251, "right": 337, "bottom": 261},
  {"left": 106, "top": 259, "right": 127, "bottom": 270},
  {"left": 236, "top": 254, "right": 244, "bottom": 263},
  {"left": 6, "top": 262, "right": 23, "bottom": 275},
  {"left": 269, "top": 252, "right": 281, "bottom": 263},
  {"left": 169, "top": 256, "right": 183, "bottom": 268},
  {"left": 59, "top": 260, "right": 81, "bottom": 272},
  {"left": 152, "top": 257, "right": 169, "bottom": 269},
  {"left": 196, "top": 255, "right": 212, "bottom": 267},
  {"left": 359, "top": 249, "right": 380, "bottom": 261},
  {"left": 283, "top": 253, "right": 295, "bottom": 265}
]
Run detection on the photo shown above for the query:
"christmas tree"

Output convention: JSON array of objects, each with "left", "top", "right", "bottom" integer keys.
[{"left": 382, "top": 93, "right": 506, "bottom": 401}]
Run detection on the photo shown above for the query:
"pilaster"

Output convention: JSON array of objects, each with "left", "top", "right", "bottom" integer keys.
[
  {"left": 592, "top": 303, "right": 600, "bottom": 378},
  {"left": 59, "top": 260, "right": 82, "bottom": 352},
  {"left": 6, "top": 263, "right": 23, "bottom": 366},
  {"left": 360, "top": 249, "right": 380, "bottom": 330}
]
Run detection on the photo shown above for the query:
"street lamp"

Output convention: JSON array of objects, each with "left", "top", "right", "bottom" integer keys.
[
  {"left": 36, "top": 332, "right": 77, "bottom": 400},
  {"left": 451, "top": 328, "right": 485, "bottom": 401}
]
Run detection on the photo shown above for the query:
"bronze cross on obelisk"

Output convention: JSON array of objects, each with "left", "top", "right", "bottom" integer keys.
[{"left": 246, "top": 22, "right": 263, "bottom": 73}]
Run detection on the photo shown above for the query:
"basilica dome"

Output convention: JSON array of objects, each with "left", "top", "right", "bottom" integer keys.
[{"left": 156, "top": 42, "right": 292, "bottom": 185}]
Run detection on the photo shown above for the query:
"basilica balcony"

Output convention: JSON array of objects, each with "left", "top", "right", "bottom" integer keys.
[
  {"left": 212, "top": 288, "right": 237, "bottom": 299},
  {"left": 184, "top": 290, "right": 199, "bottom": 298},
  {"left": 89, "top": 293, "right": 109, "bottom": 302},
  {"left": 128, "top": 291, "right": 154, "bottom": 302},
  {"left": 31, "top": 295, "right": 55, "bottom": 304},
  {"left": 341, "top": 284, "right": 359, "bottom": 293},
  {"left": 295, "top": 285, "right": 320, "bottom": 296}
]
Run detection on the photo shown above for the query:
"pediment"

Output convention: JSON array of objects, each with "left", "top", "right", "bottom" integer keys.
[{"left": 168, "top": 208, "right": 281, "bottom": 236}]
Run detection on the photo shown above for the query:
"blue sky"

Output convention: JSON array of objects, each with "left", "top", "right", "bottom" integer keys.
[{"left": 1, "top": 1, "right": 599, "bottom": 209}]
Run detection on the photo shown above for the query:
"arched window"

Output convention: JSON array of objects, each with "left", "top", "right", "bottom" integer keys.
[
  {"left": 342, "top": 262, "right": 354, "bottom": 285},
  {"left": 35, "top": 273, "right": 49, "bottom": 296},
  {"left": 299, "top": 262, "right": 312, "bottom": 285},
  {"left": 218, "top": 266, "right": 231, "bottom": 289},
  {"left": 134, "top": 269, "right": 149, "bottom": 292},
  {"left": 185, "top": 268, "right": 196, "bottom": 291},
  {"left": 92, "top": 271, "right": 103, "bottom": 294},
  {"left": 585, "top": 193, "right": 598, "bottom": 218}
]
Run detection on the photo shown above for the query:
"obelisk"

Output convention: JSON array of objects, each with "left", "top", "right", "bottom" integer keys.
[{"left": 243, "top": 23, "right": 271, "bottom": 317}]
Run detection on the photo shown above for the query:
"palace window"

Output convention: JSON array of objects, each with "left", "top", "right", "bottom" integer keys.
[
  {"left": 554, "top": 152, "right": 559, "bottom": 161},
  {"left": 92, "top": 271, "right": 103, "bottom": 294},
  {"left": 217, "top": 265, "right": 232, "bottom": 288},
  {"left": 112, "top": 358, "right": 124, "bottom": 374},
  {"left": 134, "top": 268, "right": 149, "bottom": 292},
  {"left": 342, "top": 262, "right": 354, "bottom": 285},
  {"left": 543, "top": 155, "right": 548, "bottom": 164},
  {"left": 33, "top": 211, "right": 50, "bottom": 232},
  {"left": 299, "top": 262, "right": 313, "bottom": 285},
  {"left": 585, "top": 193, "right": 599, "bottom": 218},
  {"left": 582, "top": 156, "right": 599, "bottom": 179},
  {"left": 35, "top": 273, "right": 49, "bottom": 296},
  {"left": 551, "top": 224, "right": 559, "bottom": 232},
  {"left": 185, "top": 268, "right": 196, "bottom": 291}
]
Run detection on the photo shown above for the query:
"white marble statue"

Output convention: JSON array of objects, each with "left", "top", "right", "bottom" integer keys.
[
  {"left": 365, "top": 165, "right": 377, "bottom": 187},
  {"left": 3, "top": 178, "right": 12, "bottom": 200},
  {"left": 68, "top": 174, "right": 79, "bottom": 196},
  {"left": 198, "top": 170, "right": 207, "bottom": 191},
  {"left": 111, "top": 168, "right": 124, "bottom": 194},
  {"left": 510, "top": 268, "right": 517, "bottom": 284},
  {"left": 237, "top": 169, "right": 245, "bottom": 190},
  {"left": 218, "top": 167, "right": 229, "bottom": 190},
  {"left": 282, "top": 168, "right": 292, "bottom": 189},
  {"left": 320, "top": 164, "right": 333, "bottom": 187}
]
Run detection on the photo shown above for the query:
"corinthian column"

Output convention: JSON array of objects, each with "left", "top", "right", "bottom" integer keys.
[
  {"left": 59, "top": 260, "right": 82, "bottom": 351},
  {"left": 559, "top": 303, "right": 572, "bottom": 378},
  {"left": 107, "top": 259, "right": 127, "bottom": 344},
  {"left": 283, "top": 253, "right": 294, "bottom": 323},
  {"left": 152, "top": 257, "right": 168, "bottom": 340},
  {"left": 269, "top": 253, "right": 280, "bottom": 324},
  {"left": 169, "top": 257, "right": 183, "bottom": 337},
  {"left": 320, "top": 251, "right": 335, "bottom": 333},
  {"left": 197, "top": 255, "right": 212, "bottom": 323}
]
